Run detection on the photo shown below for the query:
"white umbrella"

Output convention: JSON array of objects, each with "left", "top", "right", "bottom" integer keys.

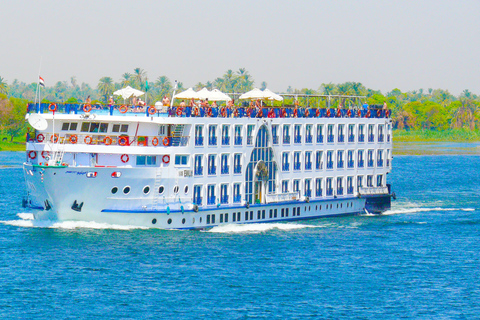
[
  {"left": 196, "top": 88, "right": 211, "bottom": 100},
  {"left": 263, "top": 88, "right": 283, "bottom": 101},
  {"left": 239, "top": 88, "right": 266, "bottom": 100},
  {"left": 173, "top": 87, "right": 199, "bottom": 100},
  {"left": 208, "top": 89, "right": 232, "bottom": 101},
  {"left": 113, "top": 86, "right": 145, "bottom": 99}
]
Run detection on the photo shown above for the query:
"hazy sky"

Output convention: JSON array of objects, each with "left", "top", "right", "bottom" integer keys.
[{"left": 1, "top": 0, "right": 479, "bottom": 94}]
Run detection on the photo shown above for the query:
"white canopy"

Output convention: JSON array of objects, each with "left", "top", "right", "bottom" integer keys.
[
  {"left": 208, "top": 89, "right": 232, "bottom": 101},
  {"left": 113, "top": 86, "right": 145, "bottom": 99},
  {"left": 263, "top": 88, "right": 284, "bottom": 101},
  {"left": 173, "top": 87, "right": 199, "bottom": 100},
  {"left": 195, "top": 88, "right": 211, "bottom": 100}
]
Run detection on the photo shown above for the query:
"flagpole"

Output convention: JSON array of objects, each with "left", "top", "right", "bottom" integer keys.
[{"left": 36, "top": 57, "right": 42, "bottom": 113}]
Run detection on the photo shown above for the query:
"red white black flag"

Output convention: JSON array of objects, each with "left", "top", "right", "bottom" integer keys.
[{"left": 39, "top": 76, "right": 45, "bottom": 87}]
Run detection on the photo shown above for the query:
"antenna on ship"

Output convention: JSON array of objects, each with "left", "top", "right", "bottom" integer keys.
[
  {"left": 35, "top": 57, "right": 43, "bottom": 113},
  {"left": 170, "top": 80, "right": 178, "bottom": 108}
]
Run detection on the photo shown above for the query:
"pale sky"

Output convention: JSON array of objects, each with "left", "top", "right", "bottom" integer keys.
[{"left": 1, "top": 0, "right": 479, "bottom": 95}]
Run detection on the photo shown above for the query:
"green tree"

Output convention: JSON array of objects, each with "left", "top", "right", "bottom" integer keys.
[
  {"left": 97, "top": 76, "right": 115, "bottom": 103},
  {"left": 132, "top": 68, "right": 146, "bottom": 90},
  {"left": 0, "top": 95, "right": 27, "bottom": 141},
  {"left": 0, "top": 77, "right": 8, "bottom": 95}
]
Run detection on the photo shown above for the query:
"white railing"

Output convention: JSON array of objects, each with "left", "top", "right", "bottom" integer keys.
[
  {"left": 358, "top": 186, "right": 388, "bottom": 195},
  {"left": 266, "top": 192, "right": 300, "bottom": 203}
]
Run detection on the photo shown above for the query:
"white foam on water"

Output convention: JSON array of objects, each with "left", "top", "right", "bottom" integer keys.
[
  {"left": 365, "top": 207, "right": 476, "bottom": 216},
  {"left": 1, "top": 214, "right": 148, "bottom": 230},
  {"left": 207, "top": 222, "right": 322, "bottom": 234}
]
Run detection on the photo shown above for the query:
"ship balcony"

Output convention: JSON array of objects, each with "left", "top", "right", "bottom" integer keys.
[
  {"left": 387, "top": 135, "right": 391, "bottom": 142},
  {"left": 337, "top": 161, "right": 344, "bottom": 169},
  {"left": 247, "top": 136, "right": 253, "bottom": 145},
  {"left": 294, "top": 136, "right": 302, "bottom": 144},
  {"left": 305, "top": 162, "right": 312, "bottom": 170},
  {"left": 347, "top": 187, "right": 354, "bottom": 194},
  {"left": 317, "top": 135, "right": 324, "bottom": 143},
  {"left": 368, "top": 160, "right": 374, "bottom": 167},
  {"left": 315, "top": 189, "right": 323, "bottom": 197},
  {"left": 221, "top": 166, "right": 229, "bottom": 174},
  {"left": 326, "top": 188, "right": 334, "bottom": 196},
  {"left": 220, "top": 195, "right": 229, "bottom": 204},
  {"left": 208, "top": 166, "right": 216, "bottom": 175},
  {"left": 378, "top": 134, "right": 384, "bottom": 142},
  {"left": 193, "top": 197, "right": 202, "bottom": 205},
  {"left": 337, "top": 187, "right": 344, "bottom": 195},
  {"left": 316, "top": 162, "right": 323, "bottom": 170},
  {"left": 233, "top": 165, "right": 241, "bottom": 174},
  {"left": 377, "top": 159, "right": 384, "bottom": 167},
  {"left": 282, "top": 163, "right": 290, "bottom": 171},
  {"left": 195, "top": 136, "right": 204, "bottom": 146},
  {"left": 194, "top": 167, "right": 203, "bottom": 176},
  {"left": 359, "top": 134, "right": 365, "bottom": 142},
  {"left": 348, "top": 135, "right": 355, "bottom": 143},
  {"left": 209, "top": 137, "right": 217, "bottom": 146},
  {"left": 293, "top": 163, "right": 301, "bottom": 171},
  {"left": 273, "top": 136, "right": 279, "bottom": 145},
  {"left": 234, "top": 136, "right": 242, "bottom": 145},
  {"left": 207, "top": 196, "right": 216, "bottom": 205},
  {"left": 305, "top": 135, "right": 313, "bottom": 143},
  {"left": 368, "top": 134, "right": 375, "bottom": 142},
  {"left": 283, "top": 136, "right": 290, "bottom": 144},
  {"left": 358, "top": 160, "right": 364, "bottom": 168},
  {"left": 338, "top": 135, "right": 345, "bottom": 143},
  {"left": 233, "top": 195, "right": 241, "bottom": 203},
  {"left": 222, "top": 137, "right": 230, "bottom": 145},
  {"left": 327, "top": 135, "right": 334, "bottom": 143},
  {"left": 347, "top": 160, "right": 355, "bottom": 168},
  {"left": 326, "top": 162, "right": 334, "bottom": 169},
  {"left": 305, "top": 190, "right": 312, "bottom": 197}
]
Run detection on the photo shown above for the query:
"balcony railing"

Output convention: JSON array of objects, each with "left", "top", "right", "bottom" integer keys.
[
  {"left": 221, "top": 166, "right": 229, "bottom": 174},
  {"left": 317, "top": 135, "right": 324, "bottom": 143},
  {"left": 220, "top": 195, "right": 229, "bottom": 204},
  {"left": 368, "top": 134, "right": 374, "bottom": 142},
  {"left": 305, "top": 190, "right": 312, "bottom": 197},
  {"left": 305, "top": 135, "right": 312, "bottom": 143},
  {"left": 207, "top": 197, "right": 216, "bottom": 205},
  {"left": 222, "top": 136, "right": 230, "bottom": 145},
  {"left": 247, "top": 136, "right": 253, "bottom": 145},
  {"left": 234, "top": 136, "right": 242, "bottom": 145},
  {"left": 377, "top": 159, "right": 383, "bottom": 167},
  {"left": 337, "top": 187, "right": 344, "bottom": 195},
  {"left": 315, "top": 189, "right": 323, "bottom": 197},
  {"left": 378, "top": 134, "right": 384, "bottom": 142},
  {"left": 209, "top": 136, "right": 217, "bottom": 146},
  {"left": 234, "top": 165, "right": 241, "bottom": 174},
  {"left": 208, "top": 166, "right": 216, "bottom": 175},
  {"left": 337, "top": 161, "right": 344, "bottom": 168},
  {"left": 282, "top": 163, "right": 290, "bottom": 171},
  {"left": 347, "top": 187, "right": 354, "bottom": 194},
  {"left": 195, "top": 136, "right": 204, "bottom": 146},
  {"left": 326, "top": 161, "right": 334, "bottom": 169},
  {"left": 194, "top": 167, "right": 203, "bottom": 175},
  {"left": 283, "top": 136, "right": 290, "bottom": 144},
  {"left": 368, "top": 160, "right": 374, "bottom": 167},
  {"left": 305, "top": 162, "right": 312, "bottom": 170},
  {"left": 193, "top": 197, "right": 202, "bottom": 205}
]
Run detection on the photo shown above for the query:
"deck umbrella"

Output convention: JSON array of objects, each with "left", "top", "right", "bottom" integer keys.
[
  {"left": 113, "top": 86, "right": 145, "bottom": 99},
  {"left": 173, "top": 87, "right": 199, "bottom": 100},
  {"left": 208, "top": 89, "right": 232, "bottom": 101},
  {"left": 263, "top": 88, "right": 283, "bottom": 101}
]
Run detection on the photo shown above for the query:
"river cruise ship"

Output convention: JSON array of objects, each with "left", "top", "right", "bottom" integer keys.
[{"left": 23, "top": 93, "right": 394, "bottom": 229}]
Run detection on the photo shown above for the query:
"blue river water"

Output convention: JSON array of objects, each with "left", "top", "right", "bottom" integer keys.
[{"left": 0, "top": 151, "right": 479, "bottom": 319}]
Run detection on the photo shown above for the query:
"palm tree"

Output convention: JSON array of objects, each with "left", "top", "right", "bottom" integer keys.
[
  {"left": 0, "top": 76, "right": 8, "bottom": 95},
  {"left": 155, "top": 76, "right": 172, "bottom": 99},
  {"left": 194, "top": 82, "right": 205, "bottom": 91},
  {"left": 97, "top": 77, "right": 115, "bottom": 103},
  {"left": 132, "top": 68, "right": 146, "bottom": 90},
  {"left": 320, "top": 83, "right": 336, "bottom": 95},
  {"left": 260, "top": 81, "right": 267, "bottom": 90},
  {"left": 120, "top": 73, "right": 132, "bottom": 88}
]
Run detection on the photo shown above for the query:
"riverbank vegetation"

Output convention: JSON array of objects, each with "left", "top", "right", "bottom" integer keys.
[{"left": 1, "top": 69, "right": 480, "bottom": 148}]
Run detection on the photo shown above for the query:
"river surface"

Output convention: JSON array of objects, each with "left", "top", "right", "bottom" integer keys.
[{"left": 0, "top": 151, "right": 479, "bottom": 319}]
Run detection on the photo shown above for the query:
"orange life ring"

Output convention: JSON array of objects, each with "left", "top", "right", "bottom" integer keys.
[
  {"left": 233, "top": 109, "right": 239, "bottom": 117},
  {"left": 281, "top": 109, "right": 287, "bottom": 118},
  {"left": 48, "top": 103, "right": 57, "bottom": 112},
  {"left": 41, "top": 151, "right": 50, "bottom": 159},
  {"left": 377, "top": 109, "right": 381, "bottom": 117},
  {"left": 120, "top": 154, "right": 129, "bottom": 163},
  {"left": 162, "top": 155, "right": 170, "bottom": 164},
  {"left": 246, "top": 108, "right": 251, "bottom": 117},
  {"left": 83, "top": 104, "right": 92, "bottom": 112},
  {"left": 194, "top": 107, "right": 200, "bottom": 117},
  {"left": 336, "top": 109, "right": 342, "bottom": 117},
  {"left": 316, "top": 109, "right": 320, "bottom": 117},
  {"left": 148, "top": 106, "right": 156, "bottom": 115},
  {"left": 207, "top": 108, "right": 212, "bottom": 117},
  {"left": 104, "top": 136, "right": 112, "bottom": 145},
  {"left": 28, "top": 151, "right": 37, "bottom": 159},
  {"left": 326, "top": 109, "right": 331, "bottom": 117},
  {"left": 84, "top": 136, "right": 92, "bottom": 144},
  {"left": 51, "top": 134, "right": 59, "bottom": 143},
  {"left": 69, "top": 134, "right": 78, "bottom": 144},
  {"left": 357, "top": 110, "right": 362, "bottom": 117},
  {"left": 220, "top": 107, "right": 226, "bottom": 117},
  {"left": 152, "top": 137, "right": 159, "bottom": 146},
  {"left": 119, "top": 105, "right": 128, "bottom": 113},
  {"left": 163, "top": 137, "right": 170, "bottom": 146},
  {"left": 347, "top": 109, "right": 352, "bottom": 117},
  {"left": 293, "top": 108, "right": 298, "bottom": 118},
  {"left": 304, "top": 109, "right": 309, "bottom": 117},
  {"left": 366, "top": 110, "right": 371, "bottom": 118},
  {"left": 176, "top": 107, "right": 183, "bottom": 116},
  {"left": 386, "top": 109, "right": 390, "bottom": 117},
  {"left": 118, "top": 136, "right": 128, "bottom": 146},
  {"left": 37, "top": 134, "right": 45, "bottom": 142}
]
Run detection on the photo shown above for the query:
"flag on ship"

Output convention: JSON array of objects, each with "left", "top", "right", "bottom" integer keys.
[{"left": 39, "top": 76, "right": 45, "bottom": 87}]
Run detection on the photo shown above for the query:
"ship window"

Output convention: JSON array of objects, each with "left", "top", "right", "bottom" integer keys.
[
  {"left": 274, "top": 209, "right": 277, "bottom": 218},
  {"left": 62, "top": 122, "right": 77, "bottom": 131},
  {"left": 158, "top": 186, "right": 165, "bottom": 194},
  {"left": 282, "top": 180, "right": 289, "bottom": 193},
  {"left": 245, "top": 211, "right": 249, "bottom": 221},
  {"left": 233, "top": 212, "right": 236, "bottom": 222},
  {"left": 207, "top": 215, "right": 211, "bottom": 224},
  {"left": 377, "top": 175, "right": 383, "bottom": 187},
  {"left": 112, "top": 124, "right": 129, "bottom": 133},
  {"left": 225, "top": 213, "right": 228, "bottom": 223},
  {"left": 81, "top": 122, "right": 108, "bottom": 133},
  {"left": 175, "top": 155, "right": 188, "bottom": 165},
  {"left": 123, "top": 186, "right": 131, "bottom": 194},
  {"left": 173, "top": 186, "right": 179, "bottom": 194},
  {"left": 168, "top": 218, "right": 172, "bottom": 224},
  {"left": 111, "top": 187, "right": 118, "bottom": 194},
  {"left": 293, "top": 179, "right": 300, "bottom": 192},
  {"left": 143, "top": 186, "right": 150, "bottom": 194},
  {"left": 152, "top": 219, "right": 157, "bottom": 224},
  {"left": 182, "top": 218, "right": 185, "bottom": 224},
  {"left": 220, "top": 214, "right": 224, "bottom": 223},
  {"left": 137, "top": 155, "right": 157, "bottom": 166},
  {"left": 184, "top": 185, "right": 189, "bottom": 194}
]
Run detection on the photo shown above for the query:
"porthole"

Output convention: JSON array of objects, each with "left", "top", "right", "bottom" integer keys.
[
  {"left": 152, "top": 218, "right": 157, "bottom": 225},
  {"left": 192, "top": 218, "right": 195, "bottom": 224},
  {"left": 182, "top": 218, "right": 186, "bottom": 224},
  {"left": 158, "top": 186, "right": 165, "bottom": 194},
  {"left": 200, "top": 217, "right": 202, "bottom": 223},
  {"left": 167, "top": 218, "right": 172, "bottom": 224},
  {"left": 111, "top": 187, "right": 118, "bottom": 194},
  {"left": 173, "top": 185, "right": 179, "bottom": 194},
  {"left": 123, "top": 186, "right": 131, "bottom": 194},
  {"left": 143, "top": 186, "right": 151, "bottom": 194},
  {"left": 184, "top": 185, "right": 189, "bottom": 194}
]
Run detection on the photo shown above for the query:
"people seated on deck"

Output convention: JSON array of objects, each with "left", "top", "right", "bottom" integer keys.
[
  {"left": 179, "top": 100, "right": 186, "bottom": 108},
  {"left": 191, "top": 99, "right": 200, "bottom": 117},
  {"left": 138, "top": 98, "right": 145, "bottom": 106},
  {"left": 227, "top": 99, "right": 234, "bottom": 117},
  {"left": 383, "top": 101, "right": 387, "bottom": 110},
  {"left": 267, "top": 107, "right": 275, "bottom": 118},
  {"left": 85, "top": 96, "right": 92, "bottom": 104},
  {"left": 162, "top": 95, "right": 170, "bottom": 106},
  {"left": 293, "top": 100, "right": 299, "bottom": 118},
  {"left": 362, "top": 101, "right": 369, "bottom": 110}
]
